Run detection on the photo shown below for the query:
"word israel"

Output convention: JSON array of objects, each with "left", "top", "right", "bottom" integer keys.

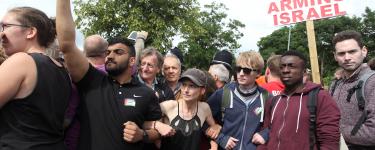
[{"left": 268, "top": 0, "right": 346, "bottom": 26}]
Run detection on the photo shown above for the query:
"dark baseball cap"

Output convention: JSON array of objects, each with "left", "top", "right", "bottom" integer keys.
[{"left": 179, "top": 68, "right": 207, "bottom": 87}]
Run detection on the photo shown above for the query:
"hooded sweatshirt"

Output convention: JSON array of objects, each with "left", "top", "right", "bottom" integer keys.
[{"left": 257, "top": 82, "right": 340, "bottom": 150}]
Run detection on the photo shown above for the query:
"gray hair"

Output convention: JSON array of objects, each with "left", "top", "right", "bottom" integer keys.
[
  {"left": 140, "top": 47, "right": 164, "bottom": 69},
  {"left": 209, "top": 64, "right": 230, "bottom": 83},
  {"left": 164, "top": 53, "right": 182, "bottom": 69}
]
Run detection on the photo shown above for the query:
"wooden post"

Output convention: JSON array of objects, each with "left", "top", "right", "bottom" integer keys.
[{"left": 306, "top": 20, "right": 321, "bottom": 84}]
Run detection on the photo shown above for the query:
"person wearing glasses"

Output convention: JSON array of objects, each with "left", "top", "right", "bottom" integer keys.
[
  {"left": 56, "top": 1, "right": 163, "bottom": 150},
  {"left": 207, "top": 50, "right": 269, "bottom": 150},
  {"left": 0, "top": 7, "right": 71, "bottom": 149}
]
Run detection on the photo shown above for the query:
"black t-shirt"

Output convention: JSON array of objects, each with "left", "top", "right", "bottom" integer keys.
[{"left": 76, "top": 65, "right": 161, "bottom": 150}]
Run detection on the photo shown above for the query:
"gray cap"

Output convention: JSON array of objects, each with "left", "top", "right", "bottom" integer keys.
[{"left": 179, "top": 68, "right": 207, "bottom": 87}]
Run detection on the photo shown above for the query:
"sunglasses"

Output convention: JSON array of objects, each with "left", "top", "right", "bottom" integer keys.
[
  {"left": 236, "top": 66, "right": 257, "bottom": 74},
  {"left": 105, "top": 49, "right": 128, "bottom": 56}
]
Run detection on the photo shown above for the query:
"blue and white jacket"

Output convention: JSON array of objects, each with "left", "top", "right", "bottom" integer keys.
[{"left": 207, "top": 82, "right": 269, "bottom": 150}]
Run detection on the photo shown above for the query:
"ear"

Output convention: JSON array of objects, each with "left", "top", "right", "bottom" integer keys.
[
  {"left": 361, "top": 46, "right": 368, "bottom": 58},
  {"left": 213, "top": 75, "right": 219, "bottom": 81},
  {"left": 129, "top": 57, "right": 136, "bottom": 67},
  {"left": 26, "top": 27, "right": 37, "bottom": 39},
  {"left": 200, "top": 87, "right": 206, "bottom": 96},
  {"left": 265, "top": 67, "right": 270, "bottom": 76}
]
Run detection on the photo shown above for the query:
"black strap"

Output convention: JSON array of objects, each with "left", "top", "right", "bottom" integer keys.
[
  {"left": 307, "top": 87, "right": 320, "bottom": 150},
  {"left": 350, "top": 80, "right": 366, "bottom": 135},
  {"left": 329, "top": 79, "right": 341, "bottom": 96},
  {"left": 351, "top": 110, "right": 367, "bottom": 136},
  {"left": 350, "top": 71, "right": 375, "bottom": 135}
]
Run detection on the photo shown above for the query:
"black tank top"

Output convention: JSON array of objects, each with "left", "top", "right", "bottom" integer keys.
[
  {"left": 161, "top": 102, "right": 201, "bottom": 150},
  {"left": 0, "top": 53, "right": 71, "bottom": 150}
]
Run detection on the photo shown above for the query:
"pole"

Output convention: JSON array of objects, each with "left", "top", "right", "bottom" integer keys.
[{"left": 306, "top": 20, "right": 321, "bottom": 84}]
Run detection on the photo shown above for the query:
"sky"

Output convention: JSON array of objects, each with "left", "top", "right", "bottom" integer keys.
[{"left": 1, "top": 0, "right": 375, "bottom": 53}]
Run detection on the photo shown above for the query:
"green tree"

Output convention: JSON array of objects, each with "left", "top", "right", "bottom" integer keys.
[
  {"left": 73, "top": 0, "right": 244, "bottom": 69},
  {"left": 257, "top": 13, "right": 367, "bottom": 86},
  {"left": 74, "top": 0, "right": 200, "bottom": 51},
  {"left": 178, "top": 2, "right": 245, "bottom": 69}
]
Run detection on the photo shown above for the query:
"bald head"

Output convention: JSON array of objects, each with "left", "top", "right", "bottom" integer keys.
[{"left": 84, "top": 35, "right": 108, "bottom": 57}]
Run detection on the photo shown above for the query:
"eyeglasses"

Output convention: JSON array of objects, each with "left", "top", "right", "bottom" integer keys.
[
  {"left": 236, "top": 66, "right": 258, "bottom": 74},
  {"left": 0, "top": 23, "right": 30, "bottom": 32},
  {"left": 105, "top": 49, "right": 128, "bottom": 56}
]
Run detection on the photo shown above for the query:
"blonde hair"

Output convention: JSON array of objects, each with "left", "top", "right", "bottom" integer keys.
[{"left": 236, "top": 50, "right": 264, "bottom": 71}]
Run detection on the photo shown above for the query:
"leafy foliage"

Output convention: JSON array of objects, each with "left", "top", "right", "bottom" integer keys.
[
  {"left": 73, "top": 0, "right": 244, "bottom": 69},
  {"left": 258, "top": 7, "right": 374, "bottom": 86}
]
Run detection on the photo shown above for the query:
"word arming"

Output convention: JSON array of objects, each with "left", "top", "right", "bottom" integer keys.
[{"left": 268, "top": 0, "right": 346, "bottom": 26}]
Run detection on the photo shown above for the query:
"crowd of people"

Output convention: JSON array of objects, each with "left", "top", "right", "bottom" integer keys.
[{"left": 1, "top": 1, "right": 375, "bottom": 150}]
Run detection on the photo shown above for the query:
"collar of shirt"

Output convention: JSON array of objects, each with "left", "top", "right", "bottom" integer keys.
[{"left": 137, "top": 74, "right": 158, "bottom": 90}]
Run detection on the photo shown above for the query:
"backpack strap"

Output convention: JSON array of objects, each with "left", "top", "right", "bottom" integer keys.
[
  {"left": 329, "top": 79, "right": 342, "bottom": 96},
  {"left": 221, "top": 85, "right": 232, "bottom": 123},
  {"left": 351, "top": 71, "right": 375, "bottom": 135},
  {"left": 307, "top": 87, "right": 320, "bottom": 150}
]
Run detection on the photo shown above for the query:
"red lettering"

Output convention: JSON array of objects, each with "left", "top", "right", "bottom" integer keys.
[
  {"left": 268, "top": 2, "right": 280, "bottom": 14},
  {"left": 307, "top": 7, "right": 320, "bottom": 20},
  {"left": 334, "top": 3, "right": 346, "bottom": 16},
  {"left": 317, "top": 0, "right": 331, "bottom": 5},
  {"left": 281, "top": 0, "right": 293, "bottom": 11},
  {"left": 310, "top": 0, "right": 316, "bottom": 6},
  {"left": 273, "top": 15, "right": 279, "bottom": 26},
  {"left": 320, "top": 5, "right": 333, "bottom": 18},
  {"left": 280, "top": 12, "right": 291, "bottom": 25},
  {"left": 293, "top": 0, "right": 308, "bottom": 9},
  {"left": 292, "top": 10, "right": 304, "bottom": 23}
]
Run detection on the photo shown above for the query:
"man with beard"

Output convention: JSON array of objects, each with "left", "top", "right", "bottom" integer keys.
[
  {"left": 255, "top": 50, "right": 340, "bottom": 150},
  {"left": 56, "top": 0, "right": 162, "bottom": 150},
  {"left": 331, "top": 30, "right": 375, "bottom": 149}
]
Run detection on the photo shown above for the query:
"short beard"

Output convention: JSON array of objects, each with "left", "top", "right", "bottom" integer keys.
[{"left": 106, "top": 59, "right": 129, "bottom": 76}]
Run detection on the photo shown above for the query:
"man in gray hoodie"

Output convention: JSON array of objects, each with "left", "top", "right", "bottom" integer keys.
[{"left": 331, "top": 30, "right": 375, "bottom": 149}]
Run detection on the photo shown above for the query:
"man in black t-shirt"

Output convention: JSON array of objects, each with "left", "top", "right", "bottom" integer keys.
[{"left": 56, "top": 1, "right": 161, "bottom": 150}]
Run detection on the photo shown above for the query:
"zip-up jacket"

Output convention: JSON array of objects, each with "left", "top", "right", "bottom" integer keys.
[
  {"left": 331, "top": 64, "right": 375, "bottom": 146},
  {"left": 208, "top": 82, "right": 269, "bottom": 150},
  {"left": 257, "top": 82, "right": 340, "bottom": 150}
]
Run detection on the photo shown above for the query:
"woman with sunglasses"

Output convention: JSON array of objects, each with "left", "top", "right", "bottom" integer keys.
[
  {"left": 0, "top": 7, "right": 71, "bottom": 149},
  {"left": 154, "top": 68, "right": 221, "bottom": 150}
]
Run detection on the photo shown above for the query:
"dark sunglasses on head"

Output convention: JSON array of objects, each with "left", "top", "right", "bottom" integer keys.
[
  {"left": 105, "top": 49, "right": 128, "bottom": 56},
  {"left": 236, "top": 66, "right": 257, "bottom": 74}
]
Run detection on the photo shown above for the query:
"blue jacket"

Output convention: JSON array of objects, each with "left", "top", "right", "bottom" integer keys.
[{"left": 207, "top": 82, "right": 269, "bottom": 150}]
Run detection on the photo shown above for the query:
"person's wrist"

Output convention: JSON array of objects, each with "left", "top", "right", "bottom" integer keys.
[{"left": 142, "top": 130, "right": 149, "bottom": 142}]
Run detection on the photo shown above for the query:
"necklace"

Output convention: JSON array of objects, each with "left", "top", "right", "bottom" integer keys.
[{"left": 181, "top": 101, "right": 197, "bottom": 120}]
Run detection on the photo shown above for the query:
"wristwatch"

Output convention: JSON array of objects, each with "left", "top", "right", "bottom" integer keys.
[{"left": 142, "top": 130, "right": 149, "bottom": 143}]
